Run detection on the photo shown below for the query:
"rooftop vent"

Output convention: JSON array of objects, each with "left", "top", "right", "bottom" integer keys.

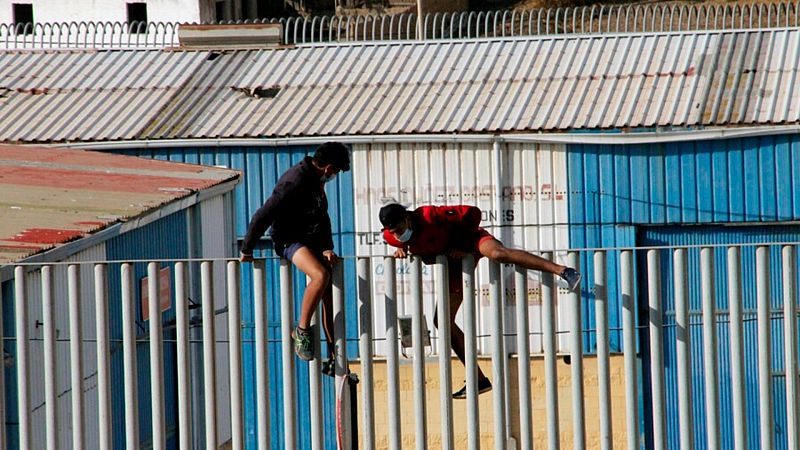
[{"left": 178, "top": 23, "right": 283, "bottom": 49}]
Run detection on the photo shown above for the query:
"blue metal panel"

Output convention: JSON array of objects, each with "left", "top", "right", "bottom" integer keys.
[
  {"left": 105, "top": 210, "right": 189, "bottom": 450},
  {"left": 1, "top": 280, "right": 18, "bottom": 450},
  {"left": 637, "top": 226, "right": 800, "bottom": 450},
  {"left": 115, "top": 145, "right": 357, "bottom": 450}
]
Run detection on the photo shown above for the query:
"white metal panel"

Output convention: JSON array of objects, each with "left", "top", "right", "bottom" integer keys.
[{"left": 352, "top": 142, "right": 572, "bottom": 355}]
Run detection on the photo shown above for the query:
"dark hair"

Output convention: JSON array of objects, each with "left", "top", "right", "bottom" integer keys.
[
  {"left": 313, "top": 142, "right": 350, "bottom": 172},
  {"left": 379, "top": 203, "right": 409, "bottom": 229}
]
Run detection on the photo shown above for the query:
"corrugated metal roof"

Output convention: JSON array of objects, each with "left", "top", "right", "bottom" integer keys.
[
  {"left": 0, "top": 144, "right": 239, "bottom": 263},
  {"left": 0, "top": 28, "right": 799, "bottom": 143}
]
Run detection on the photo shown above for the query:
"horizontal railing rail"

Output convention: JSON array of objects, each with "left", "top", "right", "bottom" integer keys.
[{"left": 1, "top": 1, "right": 799, "bottom": 49}]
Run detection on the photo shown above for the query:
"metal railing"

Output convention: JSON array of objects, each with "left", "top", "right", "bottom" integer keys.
[
  {"left": 1, "top": 1, "right": 799, "bottom": 49},
  {"left": 2, "top": 242, "right": 800, "bottom": 449}
]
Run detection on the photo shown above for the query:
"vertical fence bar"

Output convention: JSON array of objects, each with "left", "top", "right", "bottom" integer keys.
[
  {"left": 700, "top": 247, "right": 719, "bottom": 449},
  {"left": 175, "top": 262, "right": 191, "bottom": 450},
  {"left": 647, "top": 249, "right": 666, "bottom": 450},
  {"left": 515, "top": 264, "right": 532, "bottom": 450},
  {"left": 333, "top": 261, "right": 350, "bottom": 450},
  {"left": 253, "top": 260, "right": 270, "bottom": 450},
  {"left": 409, "top": 256, "right": 427, "bottom": 450},
  {"left": 541, "top": 252, "right": 560, "bottom": 450},
  {"left": 462, "top": 256, "right": 479, "bottom": 450},
  {"left": 14, "top": 266, "right": 29, "bottom": 450},
  {"left": 121, "top": 263, "right": 140, "bottom": 450},
  {"left": 68, "top": 264, "right": 84, "bottom": 449},
  {"left": 309, "top": 288, "right": 324, "bottom": 450},
  {"left": 280, "top": 259, "right": 297, "bottom": 450},
  {"left": 384, "top": 257, "right": 401, "bottom": 450},
  {"left": 357, "top": 257, "right": 375, "bottom": 450},
  {"left": 228, "top": 261, "right": 243, "bottom": 449},
  {"left": 95, "top": 264, "right": 112, "bottom": 450},
  {"left": 0, "top": 271, "right": 5, "bottom": 450},
  {"left": 756, "top": 246, "right": 773, "bottom": 450},
  {"left": 435, "top": 255, "right": 454, "bottom": 450},
  {"left": 674, "top": 248, "right": 694, "bottom": 450},
  {"left": 148, "top": 262, "right": 166, "bottom": 450},
  {"left": 567, "top": 251, "right": 585, "bottom": 450},
  {"left": 620, "top": 250, "right": 639, "bottom": 450},
  {"left": 0, "top": 275, "right": 4, "bottom": 450},
  {"left": 728, "top": 247, "right": 747, "bottom": 450},
  {"left": 201, "top": 261, "right": 218, "bottom": 450},
  {"left": 42, "top": 266, "right": 57, "bottom": 450},
  {"left": 784, "top": 245, "right": 798, "bottom": 449},
  {"left": 593, "top": 252, "right": 612, "bottom": 450},
  {"left": 489, "top": 261, "right": 507, "bottom": 450}
]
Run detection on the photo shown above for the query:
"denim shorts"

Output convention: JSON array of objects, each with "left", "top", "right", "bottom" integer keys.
[{"left": 275, "top": 242, "right": 323, "bottom": 261}]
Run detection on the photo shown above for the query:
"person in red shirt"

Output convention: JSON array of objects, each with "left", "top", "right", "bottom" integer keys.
[{"left": 379, "top": 203, "right": 581, "bottom": 398}]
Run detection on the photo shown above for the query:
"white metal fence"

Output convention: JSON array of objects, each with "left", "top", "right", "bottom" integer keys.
[
  {"left": 2, "top": 242, "right": 800, "bottom": 449},
  {"left": 1, "top": 1, "right": 800, "bottom": 49}
]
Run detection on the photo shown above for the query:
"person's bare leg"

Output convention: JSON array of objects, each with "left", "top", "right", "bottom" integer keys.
[
  {"left": 320, "top": 283, "right": 335, "bottom": 356},
  {"left": 478, "top": 239, "right": 565, "bottom": 275},
  {"left": 291, "top": 247, "right": 331, "bottom": 329},
  {"left": 435, "top": 291, "right": 489, "bottom": 382}
]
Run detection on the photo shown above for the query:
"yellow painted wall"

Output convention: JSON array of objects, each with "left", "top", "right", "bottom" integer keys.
[{"left": 350, "top": 354, "right": 630, "bottom": 449}]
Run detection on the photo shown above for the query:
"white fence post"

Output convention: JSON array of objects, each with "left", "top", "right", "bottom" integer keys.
[
  {"left": 201, "top": 261, "right": 218, "bottom": 450},
  {"left": 411, "top": 256, "right": 427, "bottom": 450},
  {"left": 41, "top": 265, "right": 57, "bottom": 450},
  {"left": 175, "top": 262, "right": 192, "bottom": 450},
  {"left": 68, "top": 264, "right": 85, "bottom": 450},
  {"left": 620, "top": 250, "right": 639, "bottom": 450},
  {"left": 462, "top": 256, "right": 479, "bottom": 450},
  {"left": 435, "top": 255, "right": 454, "bottom": 450},
  {"left": 95, "top": 263, "right": 112, "bottom": 450},
  {"left": 148, "top": 262, "right": 166, "bottom": 450},
  {"left": 121, "top": 263, "right": 140, "bottom": 450},
  {"left": 757, "top": 246, "right": 774, "bottom": 450},
  {"left": 541, "top": 252, "right": 560, "bottom": 450},
  {"left": 384, "top": 257, "right": 402, "bottom": 450},
  {"left": 647, "top": 249, "right": 666, "bottom": 450},
  {"left": 253, "top": 260, "right": 271, "bottom": 450},
  {"left": 674, "top": 248, "right": 694, "bottom": 450},
  {"left": 280, "top": 259, "right": 297, "bottom": 450},
  {"left": 357, "top": 257, "right": 375, "bottom": 450}
]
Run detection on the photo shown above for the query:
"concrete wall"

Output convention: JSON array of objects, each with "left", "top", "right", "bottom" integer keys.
[
  {"left": 0, "top": 0, "right": 210, "bottom": 24},
  {"left": 351, "top": 354, "right": 629, "bottom": 449}
]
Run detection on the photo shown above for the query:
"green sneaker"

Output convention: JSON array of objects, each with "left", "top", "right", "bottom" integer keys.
[{"left": 292, "top": 327, "right": 314, "bottom": 361}]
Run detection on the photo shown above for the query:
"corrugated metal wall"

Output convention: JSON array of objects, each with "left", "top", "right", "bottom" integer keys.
[
  {"left": 568, "top": 133, "right": 800, "bottom": 450},
  {"left": 352, "top": 141, "right": 575, "bottom": 354},
  {"left": 117, "top": 145, "right": 358, "bottom": 450}
]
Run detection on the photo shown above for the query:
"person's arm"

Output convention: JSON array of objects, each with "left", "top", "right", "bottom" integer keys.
[{"left": 240, "top": 178, "right": 297, "bottom": 257}]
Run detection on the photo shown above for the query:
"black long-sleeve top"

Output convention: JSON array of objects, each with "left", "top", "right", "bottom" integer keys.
[{"left": 240, "top": 156, "right": 334, "bottom": 255}]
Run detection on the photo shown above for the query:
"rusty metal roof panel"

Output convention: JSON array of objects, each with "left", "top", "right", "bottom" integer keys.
[
  {"left": 1, "top": 29, "right": 799, "bottom": 143},
  {"left": 0, "top": 144, "right": 239, "bottom": 263}
]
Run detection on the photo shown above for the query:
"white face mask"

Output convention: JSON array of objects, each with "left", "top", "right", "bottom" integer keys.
[{"left": 396, "top": 227, "right": 413, "bottom": 243}]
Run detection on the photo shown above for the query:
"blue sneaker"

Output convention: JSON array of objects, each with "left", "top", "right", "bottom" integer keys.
[
  {"left": 292, "top": 327, "right": 314, "bottom": 361},
  {"left": 560, "top": 267, "right": 582, "bottom": 291}
]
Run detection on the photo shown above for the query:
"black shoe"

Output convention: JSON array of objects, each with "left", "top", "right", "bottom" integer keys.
[
  {"left": 559, "top": 267, "right": 582, "bottom": 291},
  {"left": 453, "top": 378, "right": 492, "bottom": 399},
  {"left": 322, "top": 355, "right": 335, "bottom": 378}
]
